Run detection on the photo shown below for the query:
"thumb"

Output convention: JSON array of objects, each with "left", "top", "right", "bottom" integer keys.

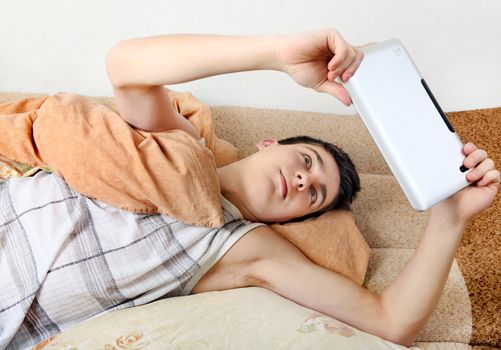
[{"left": 315, "top": 80, "right": 352, "bottom": 106}]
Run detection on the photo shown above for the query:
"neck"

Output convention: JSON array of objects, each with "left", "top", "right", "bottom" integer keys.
[{"left": 217, "top": 163, "right": 258, "bottom": 222}]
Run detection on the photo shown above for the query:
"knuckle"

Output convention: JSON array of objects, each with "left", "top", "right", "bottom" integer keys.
[
  {"left": 477, "top": 149, "right": 487, "bottom": 157},
  {"left": 349, "top": 47, "right": 357, "bottom": 59},
  {"left": 466, "top": 143, "right": 477, "bottom": 153},
  {"left": 465, "top": 157, "right": 475, "bottom": 167},
  {"left": 336, "top": 49, "right": 347, "bottom": 61}
]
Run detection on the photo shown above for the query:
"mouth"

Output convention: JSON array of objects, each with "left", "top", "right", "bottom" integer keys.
[{"left": 280, "top": 171, "right": 288, "bottom": 199}]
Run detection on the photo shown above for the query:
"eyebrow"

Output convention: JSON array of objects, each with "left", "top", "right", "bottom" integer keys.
[{"left": 305, "top": 146, "right": 327, "bottom": 208}]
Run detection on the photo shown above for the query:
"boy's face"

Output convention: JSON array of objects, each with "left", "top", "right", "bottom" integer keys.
[{"left": 240, "top": 138, "right": 341, "bottom": 223}]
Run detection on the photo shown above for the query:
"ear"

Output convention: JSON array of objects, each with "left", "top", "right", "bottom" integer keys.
[{"left": 256, "top": 137, "right": 279, "bottom": 150}]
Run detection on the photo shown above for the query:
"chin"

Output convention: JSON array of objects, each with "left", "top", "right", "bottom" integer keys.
[{"left": 259, "top": 213, "right": 292, "bottom": 224}]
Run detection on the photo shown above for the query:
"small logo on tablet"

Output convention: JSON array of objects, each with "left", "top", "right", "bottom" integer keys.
[{"left": 393, "top": 48, "right": 403, "bottom": 56}]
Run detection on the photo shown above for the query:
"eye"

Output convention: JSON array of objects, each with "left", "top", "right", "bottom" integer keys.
[
  {"left": 304, "top": 154, "right": 312, "bottom": 169},
  {"left": 310, "top": 187, "right": 318, "bottom": 203}
]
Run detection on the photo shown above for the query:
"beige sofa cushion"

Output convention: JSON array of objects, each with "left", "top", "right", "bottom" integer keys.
[
  {"left": 32, "top": 287, "right": 420, "bottom": 350},
  {"left": 352, "top": 174, "right": 430, "bottom": 249}
]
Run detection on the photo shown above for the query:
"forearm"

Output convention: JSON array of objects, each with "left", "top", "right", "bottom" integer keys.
[
  {"left": 106, "top": 34, "right": 285, "bottom": 88},
  {"left": 380, "top": 209, "right": 467, "bottom": 345}
]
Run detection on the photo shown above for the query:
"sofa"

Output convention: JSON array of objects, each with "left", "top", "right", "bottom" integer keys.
[{"left": 0, "top": 92, "right": 499, "bottom": 350}]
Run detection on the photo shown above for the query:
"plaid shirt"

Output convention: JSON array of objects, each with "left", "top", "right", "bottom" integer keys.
[{"left": 0, "top": 172, "right": 263, "bottom": 349}]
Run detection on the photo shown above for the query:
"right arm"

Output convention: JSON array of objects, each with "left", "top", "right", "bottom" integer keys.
[
  {"left": 105, "top": 34, "right": 282, "bottom": 136},
  {"left": 105, "top": 29, "right": 363, "bottom": 134}
]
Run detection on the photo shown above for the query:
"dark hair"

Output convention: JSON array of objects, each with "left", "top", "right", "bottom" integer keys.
[{"left": 277, "top": 135, "right": 361, "bottom": 222}]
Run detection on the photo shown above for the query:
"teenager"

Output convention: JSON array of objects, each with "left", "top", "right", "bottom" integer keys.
[{"left": 0, "top": 28, "right": 498, "bottom": 349}]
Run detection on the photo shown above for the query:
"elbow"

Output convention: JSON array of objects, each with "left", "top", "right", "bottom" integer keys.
[
  {"left": 385, "top": 330, "right": 418, "bottom": 348},
  {"left": 105, "top": 40, "right": 130, "bottom": 88},
  {"left": 378, "top": 317, "right": 418, "bottom": 347},
  {"left": 378, "top": 297, "right": 420, "bottom": 347}
]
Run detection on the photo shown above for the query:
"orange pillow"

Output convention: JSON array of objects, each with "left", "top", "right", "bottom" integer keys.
[
  {"left": 270, "top": 210, "right": 370, "bottom": 286},
  {"left": 0, "top": 93, "right": 225, "bottom": 228}
]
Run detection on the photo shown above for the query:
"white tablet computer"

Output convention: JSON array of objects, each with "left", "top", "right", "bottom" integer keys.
[{"left": 342, "top": 39, "right": 471, "bottom": 211}]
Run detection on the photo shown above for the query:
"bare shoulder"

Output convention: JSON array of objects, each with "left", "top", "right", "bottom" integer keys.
[{"left": 191, "top": 224, "right": 306, "bottom": 294}]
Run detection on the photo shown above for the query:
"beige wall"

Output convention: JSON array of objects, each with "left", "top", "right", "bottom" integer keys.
[{"left": 0, "top": 0, "right": 499, "bottom": 114}]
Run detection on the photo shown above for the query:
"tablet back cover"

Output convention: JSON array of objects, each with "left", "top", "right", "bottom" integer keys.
[{"left": 343, "top": 39, "right": 470, "bottom": 211}]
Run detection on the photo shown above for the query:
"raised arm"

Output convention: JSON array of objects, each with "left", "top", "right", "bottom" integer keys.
[
  {"left": 251, "top": 143, "right": 499, "bottom": 347},
  {"left": 105, "top": 29, "right": 363, "bottom": 133}
]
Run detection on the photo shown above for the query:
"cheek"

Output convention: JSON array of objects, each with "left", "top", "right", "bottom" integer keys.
[
  {"left": 292, "top": 195, "right": 310, "bottom": 212},
  {"left": 247, "top": 170, "right": 274, "bottom": 202},
  {"left": 293, "top": 192, "right": 316, "bottom": 216}
]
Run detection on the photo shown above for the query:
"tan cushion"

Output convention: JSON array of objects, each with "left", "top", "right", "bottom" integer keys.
[{"left": 270, "top": 210, "right": 370, "bottom": 286}]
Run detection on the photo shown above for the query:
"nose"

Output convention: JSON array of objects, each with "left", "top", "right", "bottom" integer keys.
[{"left": 295, "top": 171, "right": 312, "bottom": 192}]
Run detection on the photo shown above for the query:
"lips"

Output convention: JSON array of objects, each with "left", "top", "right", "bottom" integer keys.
[{"left": 280, "top": 171, "right": 288, "bottom": 199}]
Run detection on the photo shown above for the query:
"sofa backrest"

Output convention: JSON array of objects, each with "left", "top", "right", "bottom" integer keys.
[{"left": 211, "top": 105, "right": 392, "bottom": 176}]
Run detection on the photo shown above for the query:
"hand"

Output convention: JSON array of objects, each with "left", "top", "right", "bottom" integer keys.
[
  {"left": 277, "top": 28, "right": 365, "bottom": 106},
  {"left": 432, "top": 143, "right": 500, "bottom": 224}
]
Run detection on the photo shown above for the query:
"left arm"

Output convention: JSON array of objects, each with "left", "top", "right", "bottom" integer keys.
[
  {"left": 249, "top": 219, "right": 465, "bottom": 347},
  {"left": 251, "top": 143, "right": 499, "bottom": 347}
]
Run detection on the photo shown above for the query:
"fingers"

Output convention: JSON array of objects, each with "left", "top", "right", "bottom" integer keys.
[
  {"left": 467, "top": 158, "right": 494, "bottom": 182},
  {"left": 327, "top": 46, "right": 357, "bottom": 79},
  {"left": 463, "top": 143, "right": 487, "bottom": 169},
  {"left": 326, "top": 31, "right": 363, "bottom": 83},
  {"left": 477, "top": 169, "right": 501, "bottom": 187},
  {"left": 462, "top": 142, "right": 478, "bottom": 156},
  {"left": 462, "top": 143, "right": 499, "bottom": 187},
  {"left": 326, "top": 31, "right": 349, "bottom": 70},
  {"left": 340, "top": 48, "right": 363, "bottom": 82},
  {"left": 341, "top": 43, "right": 376, "bottom": 81}
]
